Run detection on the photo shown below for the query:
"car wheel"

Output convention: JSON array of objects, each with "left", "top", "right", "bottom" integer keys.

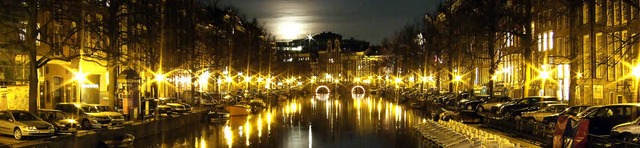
[
  {"left": 14, "top": 128, "right": 23, "bottom": 140},
  {"left": 548, "top": 122, "right": 556, "bottom": 130},
  {"left": 514, "top": 115, "right": 521, "bottom": 121},
  {"left": 82, "top": 119, "right": 92, "bottom": 130},
  {"left": 621, "top": 133, "right": 633, "bottom": 142},
  {"left": 478, "top": 106, "right": 485, "bottom": 112}
]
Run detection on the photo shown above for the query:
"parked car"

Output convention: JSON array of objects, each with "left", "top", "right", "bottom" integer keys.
[
  {"left": 611, "top": 116, "right": 640, "bottom": 141},
  {"left": 496, "top": 96, "right": 558, "bottom": 117},
  {"left": 158, "top": 97, "right": 192, "bottom": 114},
  {"left": 521, "top": 103, "right": 568, "bottom": 122},
  {"left": 460, "top": 95, "right": 490, "bottom": 111},
  {"left": 541, "top": 105, "right": 591, "bottom": 127},
  {"left": 55, "top": 103, "right": 112, "bottom": 129},
  {"left": 0, "top": 110, "right": 55, "bottom": 140},
  {"left": 490, "top": 98, "right": 521, "bottom": 115},
  {"left": 473, "top": 96, "right": 511, "bottom": 113},
  {"left": 89, "top": 104, "right": 126, "bottom": 126},
  {"left": 509, "top": 101, "right": 561, "bottom": 120},
  {"left": 37, "top": 109, "right": 79, "bottom": 133},
  {"left": 572, "top": 104, "right": 640, "bottom": 135},
  {"left": 455, "top": 92, "right": 474, "bottom": 109}
]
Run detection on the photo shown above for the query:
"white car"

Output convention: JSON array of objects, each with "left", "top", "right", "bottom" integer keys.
[{"left": 0, "top": 110, "right": 55, "bottom": 140}]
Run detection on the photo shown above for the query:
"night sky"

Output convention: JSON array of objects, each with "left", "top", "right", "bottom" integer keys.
[{"left": 220, "top": 0, "right": 442, "bottom": 44}]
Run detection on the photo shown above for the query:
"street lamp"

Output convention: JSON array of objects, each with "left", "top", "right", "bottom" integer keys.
[
  {"left": 73, "top": 71, "right": 87, "bottom": 102},
  {"left": 198, "top": 71, "right": 210, "bottom": 92},
  {"left": 154, "top": 73, "right": 166, "bottom": 97},
  {"left": 539, "top": 69, "right": 550, "bottom": 96},
  {"left": 453, "top": 75, "right": 462, "bottom": 93},
  {"left": 244, "top": 75, "right": 252, "bottom": 90}
]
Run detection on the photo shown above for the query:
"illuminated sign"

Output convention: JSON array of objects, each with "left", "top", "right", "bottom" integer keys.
[{"left": 82, "top": 84, "right": 99, "bottom": 89}]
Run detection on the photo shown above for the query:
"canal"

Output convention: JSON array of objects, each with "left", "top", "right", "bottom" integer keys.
[{"left": 135, "top": 92, "right": 427, "bottom": 148}]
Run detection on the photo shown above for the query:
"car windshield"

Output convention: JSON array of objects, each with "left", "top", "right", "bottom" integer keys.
[
  {"left": 95, "top": 106, "right": 114, "bottom": 112},
  {"left": 165, "top": 99, "right": 183, "bottom": 103},
  {"left": 82, "top": 106, "right": 100, "bottom": 113},
  {"left": 54, "top": 112, "right": 68, "bottom": 120},
  {"left": 576, "top": 107, "right": 597, "bottom": 117},
  {"left": 12, "top": 112, "right": 39, "bottom": 121}
]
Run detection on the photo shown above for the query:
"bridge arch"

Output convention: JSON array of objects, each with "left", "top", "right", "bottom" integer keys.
[
  {"left": 315, "top": 85, "right": 330, "bottom": 94},
  {"left": 351, "top": 85, "right": 366, "bottom": 94}
]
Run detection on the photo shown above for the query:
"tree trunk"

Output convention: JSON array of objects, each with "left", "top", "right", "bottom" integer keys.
[
  {"left": 27, "top": 0, "right": 38, "bottom": 113},
  {"left": 28, "top": 52, "right": 38, "bottom": 113},
  {"left": 488, "top": 35, "right": 496, "bottom": 97},
  {"left": 523, "top": 0, "right": 533, "bottom": 98},
  {"left": 568, "top": 0, "right": 579, "bottom": 105},
  {"left": 108, "top": 65, "right": 118, "bottom": 107}
]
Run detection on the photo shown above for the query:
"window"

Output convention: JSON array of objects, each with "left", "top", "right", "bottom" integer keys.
[
  {"left": 583, "top": 4, "right": 589, "bottom": 24},
  {"left": 583, "top": 35, "right": 591, "bottom": 78},
  {"left": 622, "top": 1, "right": 628, "bottom": 23},
  {"left": 36, "top": 23, "right": 40, "bottom": 46},
  {"left": 614, "top": 1, "right": 620, "bottom": 26},
  {"left": 596, "top": 0, "right": 602, "bottom": 23},
  {"left": 607, "top": 0, "right": 613, "bottom": 26}
]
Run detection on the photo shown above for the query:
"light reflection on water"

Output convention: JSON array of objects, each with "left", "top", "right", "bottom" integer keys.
[{"left": 136, "top": 93, "right": 426, "bottom": 148}]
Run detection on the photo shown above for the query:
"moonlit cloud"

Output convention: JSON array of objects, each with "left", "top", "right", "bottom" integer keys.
[{"left": 220, "top": 0, "right": 441, "bottom": 43}]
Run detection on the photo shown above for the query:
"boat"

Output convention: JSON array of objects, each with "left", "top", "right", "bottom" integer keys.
[
  {"left": 225, "top": 104, "right": 251, "bottom": 116},
  {"left": 249, "top": 99, "right": 266, "bottom": 113}
]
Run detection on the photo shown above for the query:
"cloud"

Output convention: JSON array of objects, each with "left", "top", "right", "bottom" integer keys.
[{"left": 220, "top": 0, "right": 441, "bottom": 43}]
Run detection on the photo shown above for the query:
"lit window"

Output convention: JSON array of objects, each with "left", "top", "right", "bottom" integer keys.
[
  {"left": 537, "top": 34, "right": 542, "bottom": 52},
  {"left": 543, "top": 33, "right": 548, "bottom": 51},
  {"left": 36, "top": 23, "right": 40, "bottom": 46},
  {"left": 548, "top": 31, "right": 554, "bottom": 50}
]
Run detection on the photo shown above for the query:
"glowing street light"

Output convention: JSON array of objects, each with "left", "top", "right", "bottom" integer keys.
[
  {"left": 74, "top": 71, "right": 87, "bottom": 83},
  {"left": 420, "top": 76, "right": 428, "bottom": 82},
  {"left": 539, "top": 71, "right": 550, "bottom": 80},
  {"left": 244, "top": 76, "right": 252, "bottom": 82},
  {"left": 198, "top": 71, "right": 210, "bottom": 83},
  {"left": 633, "top": 66, "right": 640, "bottom": 78},
  {"left": 155, "top": 73, "right": 166, "bottom": 82},
  {"left": 394, "top": 78, "right": 402, "bottom": 84},
  {"left": 454, "top": 75, "right": 462, "bottom": 82}
]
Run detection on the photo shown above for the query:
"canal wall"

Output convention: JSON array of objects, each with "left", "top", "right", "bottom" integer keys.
[{"left": 25, "top": 111, "right": 206, "bottom": 148}]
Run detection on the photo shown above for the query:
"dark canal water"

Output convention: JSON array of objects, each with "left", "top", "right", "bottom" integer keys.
[{"left": 134, "top": 92, "right": 427, "bottom": 148}]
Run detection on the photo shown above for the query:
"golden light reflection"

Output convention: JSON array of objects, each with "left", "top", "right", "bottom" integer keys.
[
  {"left": 258, "top": 115, "right": 263, "bottom": 138},
  {"left": 198, "top": 137, "right": 206, "bottom": 148},
  {"left": 245, "top": 120, "right": 251, "bottom": 146},
  {"left": 224, "top": 125, "right": 233, "bottom": 148}
]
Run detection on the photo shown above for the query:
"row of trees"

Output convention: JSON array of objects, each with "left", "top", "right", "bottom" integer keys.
[
  {"left": 383, "top": 0, "right": 532, "bottom": 96},
  {"left": 0, "top": 0, "right": 274, "bottom": 113},
  {"left": 382, "top": 0, "right": 640, "bottom": 103}
]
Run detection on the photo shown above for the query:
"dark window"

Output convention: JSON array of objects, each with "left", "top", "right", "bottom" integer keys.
[{"left": 0, "top": 112, "right": 7, "bottom": 120}]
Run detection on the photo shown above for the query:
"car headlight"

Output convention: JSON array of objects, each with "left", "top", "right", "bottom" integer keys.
[{"left": 24, "top": 126, "right": 37, "bottom": 130}]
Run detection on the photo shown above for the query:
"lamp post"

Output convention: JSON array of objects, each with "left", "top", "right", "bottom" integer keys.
[
  {"left": 454, "top": 75, "right": 462, "bottom": 94},
  {"left": 154, "top": 73, "right": 166, "bottom": 97},
  {"left": 74, "top": 71, "right": 87, "bottom": 103},
  {"left": 539, "top": 70, "right": 550, "bottom": 96}
]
